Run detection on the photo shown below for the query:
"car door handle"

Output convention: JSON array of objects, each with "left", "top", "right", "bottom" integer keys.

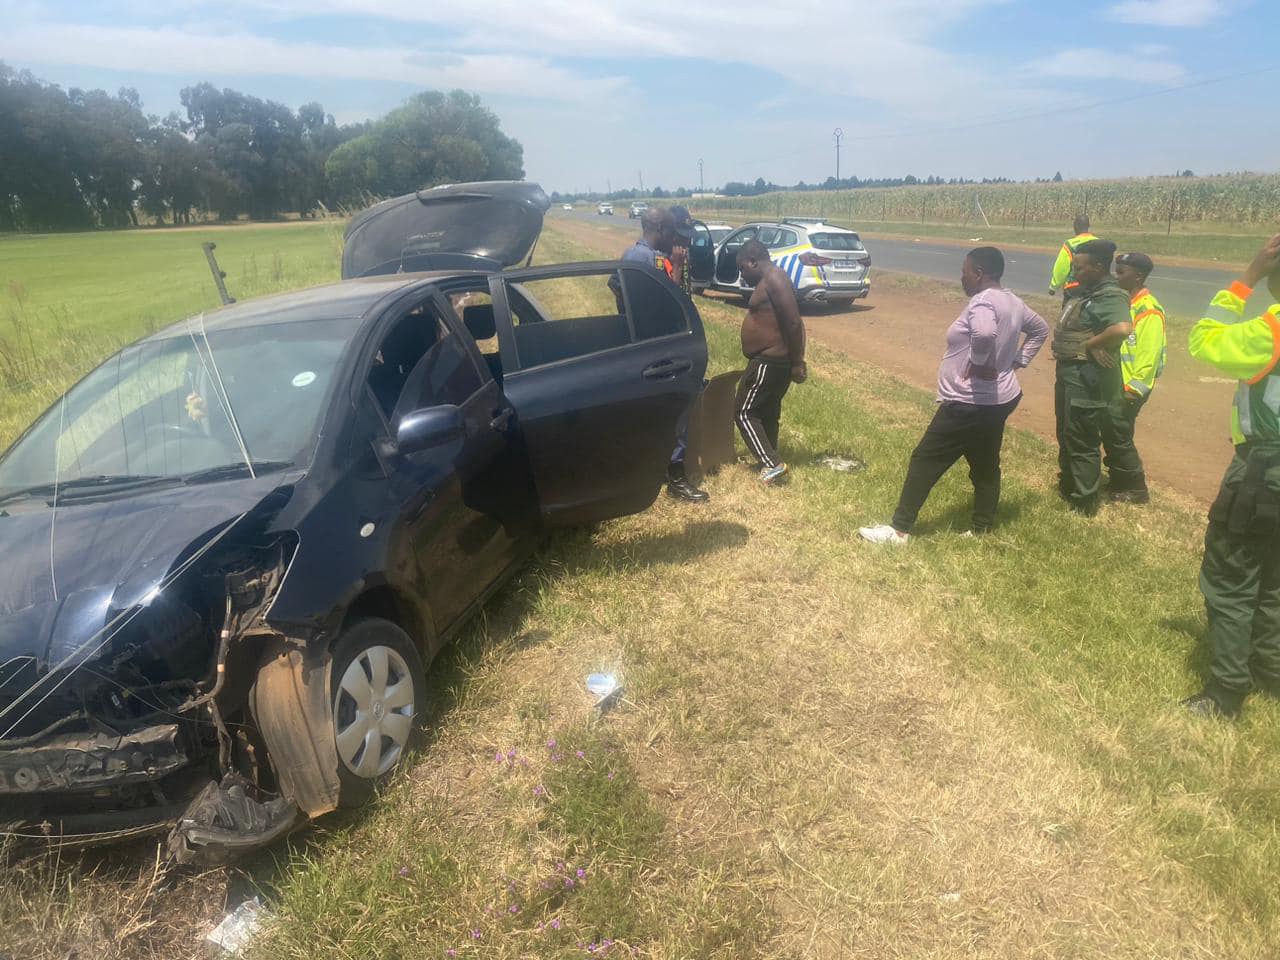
[
  {"left": 642, "top": 358, "right": 693, "bottom": 380},
  {"left": 489, "top": 407, "right": 514, "bottom": 431}
]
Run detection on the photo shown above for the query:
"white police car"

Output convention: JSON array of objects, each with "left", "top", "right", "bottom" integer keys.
[{"left": 688, "top": 218, "right": 871, "bottom": 306}]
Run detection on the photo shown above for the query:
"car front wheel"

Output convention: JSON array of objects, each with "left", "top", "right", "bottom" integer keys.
[{"left": 329, "top": 618, "right": 426, "bottom": 805}]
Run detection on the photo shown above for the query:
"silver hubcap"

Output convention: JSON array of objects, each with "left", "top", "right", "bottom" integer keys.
[{"left": 333, "top": 645, "right": 415, "bottom": 778}]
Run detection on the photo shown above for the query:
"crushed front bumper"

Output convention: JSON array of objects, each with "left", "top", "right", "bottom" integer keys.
[{"left": 0, "top": 723, "right": 300, "bottom": 860}]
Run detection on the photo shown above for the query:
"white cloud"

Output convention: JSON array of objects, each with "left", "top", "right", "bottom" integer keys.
[
  {"left": 0, "top": 22, "right": 629, "bottom": 105},
  {"left": 1104, "top": 0, "right": 1228, "bottom": 27},
  {"left": 1029, "top": 47, "right": 1187, "bottom": 86},
  {"left": 211, "top": 0, "right": 1045, "bottom": 122}
]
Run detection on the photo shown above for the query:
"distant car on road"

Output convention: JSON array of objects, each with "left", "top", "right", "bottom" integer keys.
[
  {"left": 629, "top": 203, "right": 648, "bottom": 219},
  {"left": 597, "top": 202, "right": 614, "bottom": 216},
  {"left": 689, "top": 218, "right": 871, "bottom": 307},
  {"left": 561, "top": 203, "right": 573, "bottom": 211}
]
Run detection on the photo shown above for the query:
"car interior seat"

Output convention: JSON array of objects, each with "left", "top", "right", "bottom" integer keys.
[{"left": 463, "top": 303, "right": 503, "bottom": 383}]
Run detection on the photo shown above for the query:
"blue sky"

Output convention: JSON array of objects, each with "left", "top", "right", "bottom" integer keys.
[{"left": 2, "top": 0, "right": 1276, "bottom": 193}]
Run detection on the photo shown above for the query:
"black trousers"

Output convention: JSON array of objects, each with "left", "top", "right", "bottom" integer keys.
[
  {"left": 891, "top": 395, "right": 1021, "bottom": 534},
  {"left": 735, "top": 357, "right": 792, "bottom": 468}
]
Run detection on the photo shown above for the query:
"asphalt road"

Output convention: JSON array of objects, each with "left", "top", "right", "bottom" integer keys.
[{"left": 554, "top": 207, "right": 1271, "bottom": 319}]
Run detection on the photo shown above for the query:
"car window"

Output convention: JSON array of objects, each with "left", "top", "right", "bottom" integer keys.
[
  {"left": 621, "top": 268, "right": 688, "bottom": 340},
  {"left": 506, "top": 271, "right": 632, "bottom": 369},
  {"left": 369, "top": 300, "right": 483, "bottom": 421},
  {"left": 709, "top": 228, "right": 731, "bottom": 245},
  {"left": 449, "top": 289, "right": 502, "bottom": 383},
  {"left": 777, "top": 229, "right": 799, "bottom": 248},
  {"left": 724, "top": 227, "right": 757, "bottom": 246},
  {"left": 756, "top": 227, "right": 781, "bottom": 246},
  {"left": 809, "top": 233, "right": 866, "bottom": 252},
  {"left": 0, "top": 319, "right": 353, "bottom": 494}
]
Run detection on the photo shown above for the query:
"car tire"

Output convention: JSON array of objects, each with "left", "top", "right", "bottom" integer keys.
[{"left": 328, "top": 618, "right": 427, "bottom": 807}]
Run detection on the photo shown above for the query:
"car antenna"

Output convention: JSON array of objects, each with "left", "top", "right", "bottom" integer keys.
[{"left": 201, "top": 242, "right": 236, "bottom": 305}]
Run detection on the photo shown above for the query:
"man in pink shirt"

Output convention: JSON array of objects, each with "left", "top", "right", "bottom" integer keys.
[{"left": 860, "top": 247, "right": 1048, "bottom": 544}]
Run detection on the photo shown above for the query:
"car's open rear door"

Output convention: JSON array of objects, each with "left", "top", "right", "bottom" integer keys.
[{"left": 489, "top": 262, "right": 708, "bottom": 527}]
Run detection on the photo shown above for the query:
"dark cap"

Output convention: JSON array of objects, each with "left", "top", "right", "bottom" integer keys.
[
  {"left": 1115, "top": 251, "right": 1154, "bottom": 276},
  {"left": 669, "top": 205, "right": 695, "bottom": 241}
]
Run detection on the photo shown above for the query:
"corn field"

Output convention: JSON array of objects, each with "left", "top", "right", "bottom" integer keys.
[{"left": 696, "top": 173, "right": 1280, "bottom": 228}]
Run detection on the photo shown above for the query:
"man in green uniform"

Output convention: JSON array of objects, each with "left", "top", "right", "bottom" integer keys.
[
  {"left": 1051, "top": 239, "right": 1134, "bottom": 515},
  {"left": 1184, "top": 233, "right": 1280, "bottom": 719}
]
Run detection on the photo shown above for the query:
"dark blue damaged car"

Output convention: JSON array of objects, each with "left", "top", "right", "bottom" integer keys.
[{"left": 0, "top": 181, "right": 706, "bottom": 860}]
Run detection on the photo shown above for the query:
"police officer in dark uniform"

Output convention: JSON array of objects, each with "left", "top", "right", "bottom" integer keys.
[
  {"left": 1184, "top": 234, "right": 1280, "bottom": 718},
  {"left": 1051, "top": 239, "right": 1135, "bottom": 515}
]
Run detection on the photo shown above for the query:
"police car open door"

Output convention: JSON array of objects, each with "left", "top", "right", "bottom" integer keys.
[{"left": 488, "top": 261, "right": 708, "bottom": 527}]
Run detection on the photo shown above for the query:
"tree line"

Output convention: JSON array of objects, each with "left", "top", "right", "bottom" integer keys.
[{"left": 0, "top": 63, "right": 525, "bottom": 231}]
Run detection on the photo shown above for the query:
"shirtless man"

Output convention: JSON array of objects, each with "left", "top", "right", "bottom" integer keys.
[{"left": 734, "top": 239, "right": 807, "bottom": 484}]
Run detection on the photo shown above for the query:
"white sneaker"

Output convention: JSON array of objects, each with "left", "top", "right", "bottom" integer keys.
[{"left": 858, "top": 524, "right": 909, "bottom": 546}]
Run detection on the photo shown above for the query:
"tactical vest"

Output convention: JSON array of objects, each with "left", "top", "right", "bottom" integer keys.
[{"left": 1232, "top": 307, "right": 1280, "bottom": 444}]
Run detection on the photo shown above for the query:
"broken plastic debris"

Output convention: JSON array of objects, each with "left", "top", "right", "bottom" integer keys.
[
  {"left": 586, "top": 673, "right": 620, "bottom": 701},
  {"left": 818, "top": 455, "right": 867, "bottom": 473},
  {"left": 205, "top": 897, "right": 264, "bottom": 954}
]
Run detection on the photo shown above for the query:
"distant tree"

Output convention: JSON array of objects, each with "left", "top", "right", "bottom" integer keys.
[
  {"left": 325, "top": 90, "right": 523, "bottom": 204},
  {"left": 1180, "top": 169, "right": 1195, "bottom": 177},
  {"left": 1052, "top": 171, "right": 1064, "bottom": 182}
]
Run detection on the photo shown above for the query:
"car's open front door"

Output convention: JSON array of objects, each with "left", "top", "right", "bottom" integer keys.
[
  {"left": 688, "top": 220, "right": 716, "bottom": 291},
  {"left": 490, "top": 262, "right": 708, "bottom": 527}
]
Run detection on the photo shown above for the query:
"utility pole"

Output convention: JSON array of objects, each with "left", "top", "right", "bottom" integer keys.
[
  {"left": 606, "top": 177, "right": 611, "bottom": 198},
  {"left": 833, "top": 128, "right": 843, "bottom": 184},
  {"left": 638, "top": 170, "right": 644, "bottom": 194},
  {"left": 698, "top": 158, "right": 704, "bottom": 194}
]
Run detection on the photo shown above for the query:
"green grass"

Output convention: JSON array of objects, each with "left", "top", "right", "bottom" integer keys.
[
  {"left": 5, "top": 222, "right": 1280, "bottom": 958},
  {"left": 0, "top": 221, "right": 342, "bottom": 447}
]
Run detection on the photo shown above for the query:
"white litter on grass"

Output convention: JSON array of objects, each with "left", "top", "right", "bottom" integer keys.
[
  {"left": 1199, "top": 376, "right": 1236, "bottom": 384},
  {"left": 819, "top": 455, "right": 867, "bottom": 473},
  {"left": 205, "top": 897, "right": 264, "bottom": 955},
  {"left": 586, "top": 673, "right": 620, "bottom": 702}
]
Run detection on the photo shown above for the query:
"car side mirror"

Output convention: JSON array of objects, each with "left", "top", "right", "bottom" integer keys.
[{"left": 395, "top": 405, "right": 465, "bottom": 456}]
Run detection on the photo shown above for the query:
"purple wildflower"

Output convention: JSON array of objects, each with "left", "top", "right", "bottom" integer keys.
[
  {"left": 506, "top": 748, "right": 517, "bottom": 761},
  {"left": 509, "top": 903, "right": 520, "bottom": 914},
  {"left": 576, "top": 868, "right": 586, "bottom": 880},
  {"left": 555, "top": 861, "right": 566, "bottom": 873},
  {"left": 575, "top": 750, "right": 585, "bottom": 759},
  {"left": 550, "top": 918, "right": 562, "bottom": 930},
  {"left": 564, "top": 876, "right": 575, "bottom": 888},
  {"left": 546, "top": 738, "right": 557, "bottom": 750},
  {"left": 471, "top": 929, "right": 482, "bottom": 939},
  {"left": 397, "top": 866, "right": 410, "bottom": 878},
  {"left": 446, "top": 951, "right": 457, "bottom": 958},
  {"left": 533, "top": 784, "right": 546, "bottom": 797},
  {"left": 494, "top": 751, "right": 504, "bottom": 763},
  {"left": 607, "top": 771, "right": 616, "bottom": 780},
  {"left": 551, "top": 752, "right": 564, "bottom": 763}
]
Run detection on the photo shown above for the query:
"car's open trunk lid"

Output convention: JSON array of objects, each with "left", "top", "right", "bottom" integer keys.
[{"left": 341, "top": 181, "right": 551, "bottom": 279}]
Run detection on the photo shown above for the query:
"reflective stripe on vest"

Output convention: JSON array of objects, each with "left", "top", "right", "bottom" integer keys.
[{"left": 1233, "top": 309, "right": 1280, "bottom": 443}]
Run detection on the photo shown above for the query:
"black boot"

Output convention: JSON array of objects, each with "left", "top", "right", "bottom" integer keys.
[
  {"left": 667, "top": 462, "right": 709, "bottom": 503},
  {"left": 1181, "top": 684, "right": 1244, "bottom": 720}
]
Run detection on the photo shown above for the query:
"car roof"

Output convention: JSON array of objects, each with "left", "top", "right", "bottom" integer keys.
[
  {"left": 142, "top": 271, "right": 480, "bottom": 342},
  {"left": 741, "top": 219, "right": 858, "bottom": 234}
]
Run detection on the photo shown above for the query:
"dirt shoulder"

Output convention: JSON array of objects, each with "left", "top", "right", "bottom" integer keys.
[{"left": 550, "top": 216, "right": 1233, "bottom": 505}]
